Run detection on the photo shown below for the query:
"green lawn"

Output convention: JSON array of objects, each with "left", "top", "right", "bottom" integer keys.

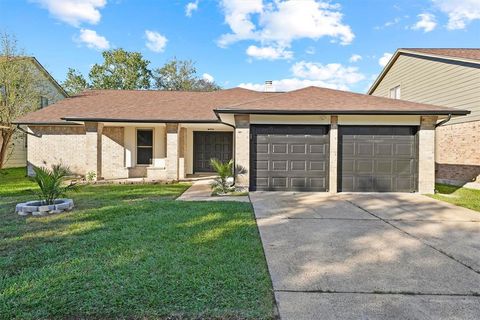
[
  {"left": 0, "top": 168, "right": 274, "bottom": 319},
  {"left": 430, "top": 183, "right": 480, "bottom": 212}
]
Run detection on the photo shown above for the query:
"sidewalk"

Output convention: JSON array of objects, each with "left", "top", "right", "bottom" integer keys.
[{"left": 176, "top": 179, "right": 250, "bottom": 202}]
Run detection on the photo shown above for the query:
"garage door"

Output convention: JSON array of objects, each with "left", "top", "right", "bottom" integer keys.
[
  {"left": 339, "top": 126, "right": 418, "bottom": 192},
  {"left": 193, "top": 132, "right": 233, "bottom": 172},
  {"left": 250, "top": 125, "right": 329, "bottom": 191}
]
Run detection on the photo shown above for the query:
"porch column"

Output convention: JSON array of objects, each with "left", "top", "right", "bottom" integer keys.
[
  {"left": 329, "top": 116, "right": 338, "bottom": 193},
  {"left": 178, "top": 127, "right": 187, "bottom": 179},
  {"left": 85, "top": 122, "right": 103, "bottom": 180},
  {"left": 234, "top": 115, "right": 250, "bottom": 188},
  {"left": 166, "top": 123, "right": 179, "bottom": 180},
  {"left": 418, "top": 116, "right": 437, "bottom": 194}
]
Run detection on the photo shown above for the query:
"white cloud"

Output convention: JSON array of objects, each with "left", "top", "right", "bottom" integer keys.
[
  {"left": 412, "top": 13, "right": 437, "bottom": 32},
  {"left": 218, "top": 0, "right": 354, "bottom": 50},
  {"left": 239, "top": 60, "right": 365, "bottom": 92},
  {"left": 292, "top": 61, "right": 365, "bottom": 86},
  {"left": 77, "top": 28, "right": 110, "bottom": 50},
  {"left": 433, "top": 0, "right": 480, "bottom": 30},
  {"left": 375, "top": 17, "right": 401, "bottom": 30},
  {"left": 379, "top": 52, "right": 393, "bottom": 67},
  {"left": 246, "top": 45, "right": 293, "bottom": 60},
  {"left": 349, "top": 54, "right": 362, "bottom": 63},
  {"left": 305, "top": 46, "right": 316, "bottom": 55},
  {"left": 34, "top": 0, "right": 106, "bottom": 27},
  {"left": 145, "top": 30, "right": 168, "bottom": 53},
  {"left": 202, "top": 73, "right": 214, "bottom": 82},
  {"left": 185, "top": 0, "right": 199, "bottom": 17}
]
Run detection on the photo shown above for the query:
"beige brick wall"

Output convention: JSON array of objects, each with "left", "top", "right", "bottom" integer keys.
[
  {"left": 418, "top": 116, "right": 437, "bottom": 194},
  {"left": 102, "top": 127, "right": 128, "bottom": 179},
  {"left": 28, "top": 125, "right": 129, "bottom": 180},
  {"left": 28, "top": 125, "right": 87, "bottom": 176},
  {"left": 234, "top": 115, "right": 250, "bottom": 187},
  {"left": 436, "top": 121, "right": 480, "bottom": 187}
]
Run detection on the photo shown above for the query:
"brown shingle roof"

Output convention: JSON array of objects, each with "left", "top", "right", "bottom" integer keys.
[
  {"left": 15, "top": 86, "right": 469, "bottom": 124},
  {"left": 215, "top": 86, "right": 469, "bottom": 115},
  {"left": 401, "top": 48, "right": 480, "bottom": 62},
  {"left": 15, "top": 88, "right": 279, "bottom": 124}
]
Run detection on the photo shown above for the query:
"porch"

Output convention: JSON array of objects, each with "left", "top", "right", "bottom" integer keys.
[{"left": 86, "top": 122, "right": 234, "bottom": 181}]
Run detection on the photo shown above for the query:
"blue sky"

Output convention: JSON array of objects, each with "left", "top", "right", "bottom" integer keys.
[{"left": 1, "top": 0, "right": 479, "bottom": 93}]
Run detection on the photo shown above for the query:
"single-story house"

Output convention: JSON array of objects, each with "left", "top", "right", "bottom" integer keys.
[
  {"left": 14, "top": 86, "right": 469, "bottom": 193},
  {"left": 368, "top": 48, "right": 480, "bottom": 189}
]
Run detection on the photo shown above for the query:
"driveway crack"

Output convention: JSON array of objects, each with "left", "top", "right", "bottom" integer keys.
[{"left": 344, "top": 199, "right": 480, "bottom": 275}]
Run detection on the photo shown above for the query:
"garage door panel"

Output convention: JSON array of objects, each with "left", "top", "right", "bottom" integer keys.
[
  {"left": 339, "top": 126, "right": 418, "bottom": 192},
  {"left": 251, "top": 125, "right": 329, "bottom": 191}
]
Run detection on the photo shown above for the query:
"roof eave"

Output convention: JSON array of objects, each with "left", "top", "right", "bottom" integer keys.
[
  {"left": 214, "top": 109, "right": 470, "bottom": 116},
  {"left": 61, "top": 117, "right": 221, "bottom": 123}
]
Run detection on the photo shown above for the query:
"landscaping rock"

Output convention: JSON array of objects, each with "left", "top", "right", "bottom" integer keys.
[
  {"left": 18, "top": 210, "right": 30, "bottom": 216},
  {"left": 15, "top": 203, "right": 26, "bottom": 213}
]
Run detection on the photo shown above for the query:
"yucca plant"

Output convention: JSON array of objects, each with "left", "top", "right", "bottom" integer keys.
[
  {"left": 32, "top": 164, "right": 77, "bottom": 205},
  {"left": 210, "top": 158, "right": 234, "bottom": 194}
]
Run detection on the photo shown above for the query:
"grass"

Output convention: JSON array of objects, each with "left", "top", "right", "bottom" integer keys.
[
  {"left": 0, "top": 167, "right": 274, "bottom": 319},
  {"left": 430, "top": 183, "right": 480, "bottom": 212}
]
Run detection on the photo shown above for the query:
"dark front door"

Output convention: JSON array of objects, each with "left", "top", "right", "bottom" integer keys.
[
  {"left": 338, "top": 126, "right": 419, "bottom": 192},
  {"left": 250, "top": 125, "right": 330, "bottom": 191},
  {"left": 193, "top": 132, "right": 233, "bottom": 172}
]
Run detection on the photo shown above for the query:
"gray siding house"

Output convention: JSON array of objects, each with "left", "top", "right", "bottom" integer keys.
[{"left": 369, "top": 48, "right": 480, "bottom": 189}]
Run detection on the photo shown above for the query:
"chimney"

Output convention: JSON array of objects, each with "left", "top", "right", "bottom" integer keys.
[{"left": 264, "top": 80, "right": 274, "bottom": 92}]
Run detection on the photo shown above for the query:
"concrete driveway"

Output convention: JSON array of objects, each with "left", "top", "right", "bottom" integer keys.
[{"left": 250, "top": 192, "right": 480, "bottom": 320}]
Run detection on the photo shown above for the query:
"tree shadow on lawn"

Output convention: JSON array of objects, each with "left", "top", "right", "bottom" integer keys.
[{"left": 0, "top": 200, "right": 274, "bottom": 319}]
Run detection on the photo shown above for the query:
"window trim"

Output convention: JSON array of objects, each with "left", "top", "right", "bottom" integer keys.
[
  {"left": 389, "top": 85, "right": 401, "bottom": 99},
  {"left": 135, "top": 128, "right": 154, "bottom": 166}
]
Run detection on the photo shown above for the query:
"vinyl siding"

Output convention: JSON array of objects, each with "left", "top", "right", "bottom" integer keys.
[
  {"left": 1, "top": 131, "right": 26, "bottom": 168},
  {"left": 2, "top": 61, "right": 66, "bottom": 168},
  {"left": 371, "top": 54, "right": 480, "bottom": 125}
]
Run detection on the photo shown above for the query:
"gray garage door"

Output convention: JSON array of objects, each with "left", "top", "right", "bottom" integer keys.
[
  {"left": 250, "top": 125, "right": 329, "bottom": 191},
  {"left": 339, "top": 126, "right": 418, "bottom": 192}
]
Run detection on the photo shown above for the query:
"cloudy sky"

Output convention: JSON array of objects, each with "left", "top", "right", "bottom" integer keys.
[{"left": 1, "top": 0, "right": 479, "bottom": 93}]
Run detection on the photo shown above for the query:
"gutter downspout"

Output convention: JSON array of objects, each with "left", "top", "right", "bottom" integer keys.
[{"left": 435, "top": 114, "right": 452, "bottom": 128}]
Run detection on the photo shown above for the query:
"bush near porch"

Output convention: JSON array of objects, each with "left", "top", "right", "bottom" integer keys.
[{"left": 0, "top": 167, "right": 274, "bottom": 319}]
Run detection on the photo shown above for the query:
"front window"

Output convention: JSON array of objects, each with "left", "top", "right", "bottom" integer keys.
[
  {"left": 389, "top": 86, "right": 401, "bottom": 99},
  {"left": 136, "top": 129, "right": 153, "bottom": 165}
]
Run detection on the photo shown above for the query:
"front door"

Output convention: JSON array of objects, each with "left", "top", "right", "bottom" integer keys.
[{"left": 193, "top": 132, "right": 233, "bottom": 172}]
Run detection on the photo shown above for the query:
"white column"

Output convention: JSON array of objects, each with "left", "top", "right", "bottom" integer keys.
[
  {"left": 84, "top": 122, "right": 103, "bottom": 180},
  {"left": 418, "top": 116, "right": 437, "bottom": 194},
  {"left": 165, "top": 123, "right": 179, "bottom": 180},
  {"left": 234, "top": 115, "right": 250, "bottom": 188},
  {"left": 329, "top": 116, "right": 338, "bottom": 193}
]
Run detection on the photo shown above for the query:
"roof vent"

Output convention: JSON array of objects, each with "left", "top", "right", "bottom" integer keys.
[{"left": 264, "top": 80, "right": 274, "bottom": 92}]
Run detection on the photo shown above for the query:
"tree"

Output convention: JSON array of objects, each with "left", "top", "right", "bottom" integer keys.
[
  {"left": 0, "top": 33, "right": 47, "bottom": 169},
  {"left": 152, "top": 58, "right": 221, "bottom": 91},
  {"left": 89, "top": 49, "right": 151, "bottom": 90},
  {"left": 62, "top": 68, "right": 89, "bottom": 95}
]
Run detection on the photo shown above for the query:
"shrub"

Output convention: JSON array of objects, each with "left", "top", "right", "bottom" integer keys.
[
  {"left": 210, "top": 159, "right": 234, "bottom": 195},
  {"left": 32, "top": 164, "right": 77, "bottom": 205}
]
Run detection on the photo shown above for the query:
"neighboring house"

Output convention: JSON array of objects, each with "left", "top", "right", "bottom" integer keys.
[
  {"left": 368, "top": 48, "right": 480, "bottom": 188},
  {"left": 1, "top": 57, "right": 68, "bottom": 168},
  {"left": 14, "top": 86, "right": 468, "bottom": 194}
]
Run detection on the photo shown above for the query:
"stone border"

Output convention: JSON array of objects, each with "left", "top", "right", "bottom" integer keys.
[{"left": 16, "top": 199, "right": 74, "bottom": 217}]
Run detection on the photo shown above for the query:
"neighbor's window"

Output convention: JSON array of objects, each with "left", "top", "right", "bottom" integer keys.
[
  {"left": 40, "top": 96, "right": 49, "bottom": 108},
  {"left": 136, "top": 129, "right": 153, "bottom": 165},
  {"left": 389, "top": 86, "right": 401, "bottom": 99}
]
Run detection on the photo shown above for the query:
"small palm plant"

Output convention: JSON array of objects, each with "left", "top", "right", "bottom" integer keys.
[
  {"left": 210, "top": 158, "right": 234, "bottom": 195},
  {"left": 32, "top": 164, "right": 77, "bottom": 205}
]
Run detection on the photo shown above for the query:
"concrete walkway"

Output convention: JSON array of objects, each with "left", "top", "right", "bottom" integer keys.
[
  {"left": 250, "top": 192, "right": 480, "bottom": 320},
  {"left": 176, "top": 179, "right": 250, "bottom": 202}
]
